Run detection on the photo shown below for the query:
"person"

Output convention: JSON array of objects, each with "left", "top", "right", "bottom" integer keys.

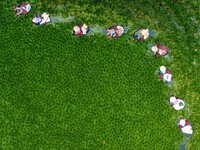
[
  {"left": 178, "top": 119, "right": 193, "bottom": 135},
  {"left": 151, "top": 44, "right": 169, "bottom": 56},
  {"left": 106, "top": 28, "right": 116, "bottom": 38},
  {"left": 32, "top": 12, "right": 51, "bottom": 25},
  {"left": 106, "top": 25, "right": 124, "bottom": 38},
  {"left": 73, "top": 24, "right": 90, "bottom": 36},
  {"left": 169, "top": 96, "right": 185, "bottom": 110},
  {"left": 15, "top": 3, "right": 31, "bottom": 15},
  {"left": 133, "top": 29, "right": 149, "bottom": 41},
  {"left": 158, "top": 66, "right": 172, "bottom": 83}
]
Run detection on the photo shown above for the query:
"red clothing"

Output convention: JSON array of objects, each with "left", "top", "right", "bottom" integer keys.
[
  {"left": 74, "top": 25, "right": 83, "bottom": 36},
  {"left": 155, "top": 44, "right": 168, "bottom": 56},
  {"left": 179, "top": 120, "right": 191, "bottom": 130},
  {"left": 141, "top": 35, "right": 145, "bottom": 40},
  {"left": 170, "top": 96, "right": 180, "bottom": 105},
  {"left": 108, "top": 26, "right": 121, "bottom": 37},
  {"left": 157, "top": 44, "right": 168, "bottom": 50},
  {"left": 159, "top": 69, "right": 171, "bottom": 79},
  {"left": 20, "top": 4, "right": 29, "bottom": 14}
]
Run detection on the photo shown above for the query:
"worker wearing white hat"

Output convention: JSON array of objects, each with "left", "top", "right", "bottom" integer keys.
[
  {"left": 159, "top": 66, "right": 172, "bottom": 83},
  {"left": 32, "top": 12, "right": 51, "bottom": 25},
  {"left": 106, "top": 25, "right": 124, "bottom": 38},
  {"left": 41, "top": 12, "right": 51, "bottom": 24},
  {"left": 178, "top": 119, "right": 193, "bottom": 135},
  {"left": 73, "top": 24, "right": 90, "bottom": 36},
  {"left": 133, "top": 28, "right": 150, "bottom": 41},
  {"left": 15, "top": 3, "right": 31, "bottom": 15},
  {"left": 151, "top": 44, "right": 169, "bottom": 56},
  {"left": 169, "top": 96, "right": 185, "bottom": 110}
]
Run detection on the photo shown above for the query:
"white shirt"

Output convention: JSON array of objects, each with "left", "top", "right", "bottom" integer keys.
[
  {"left": 172, "top": 99, "right": 185, "bottom": 110},
  {"left": 25, "top": 4, "right": 31, "bottom": 11},
  {"left": 163, "top": 73, "right": 172, "bottom": 82},
  {"left": 181, "top": 125, "right": 193, "bottom": 134},
  {"left": 81, "top": 27, "right": 87, "bottom": 34},
  {"left": 40, "top": 13, "right": 51, "bottom": 25}
]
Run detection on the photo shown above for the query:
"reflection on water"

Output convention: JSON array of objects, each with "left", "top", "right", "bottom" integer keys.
[{"left": 180, "top": 144, "right": 186, "bottom": 150}]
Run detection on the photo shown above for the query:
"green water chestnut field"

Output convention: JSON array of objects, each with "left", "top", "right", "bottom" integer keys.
[{"left": 0, "top": 0, "right": 199, "bottom": 149}]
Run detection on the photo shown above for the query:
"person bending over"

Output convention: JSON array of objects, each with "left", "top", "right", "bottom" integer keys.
[
  {"left": 158, "top": 66, "right": 172, "bottom": 83},
  {"left": 169, "top": 96, "right": 185, "bottom": 110}
]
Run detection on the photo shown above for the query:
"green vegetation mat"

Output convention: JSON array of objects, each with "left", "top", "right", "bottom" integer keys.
[{"left": 0, "top": 0, "right": 199, "bottom": 150}]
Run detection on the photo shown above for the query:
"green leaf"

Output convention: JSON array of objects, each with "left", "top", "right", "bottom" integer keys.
[{"left": 30, "top": 0, "right": 35, "bottom": 3}]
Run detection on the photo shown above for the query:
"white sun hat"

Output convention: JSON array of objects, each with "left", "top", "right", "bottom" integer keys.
[
  {"left": 151, "top": 45, "right": 158, "bottom": 53},
  {"left": 178, "top": 119, "right": 186, "bottom": 126},
  {"left": 160, "top": 66, "right": 166, "bottom": 73},
  {"left": 141, "top": 29, "right": 149, "bottom": 39},
  {"left": 42, "top": 12, "right": 49, "bottom": 21},
  {"left": 170, "top": 96, "right": 177, "bottom": 104},
  {"left": 141, "top": 29, "right": 149, "bottom": 35},
  {"left": 74, "top": 26, "right": 80, "bottom": 32}
]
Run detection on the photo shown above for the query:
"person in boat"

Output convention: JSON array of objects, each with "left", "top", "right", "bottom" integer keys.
[
  {"left": 151, "top": 44, "right": 169, "bottom": 56},
  {"left": 169, "top": 96, "right": 185, "bottom": 110},
  {"left": 158, "top": 66, "right": 172, "bottom": 83},
  {"left": 133, "top": 29, "right": 149, "bottom": 41},
  {"left": 73, "top": 24, "right": 90, "bottom": 36},
  {"left": 178, "top": 119, "right": 193, "bottom": 135},
  {"left": 32, "top": 12, "right": 51, "bottom": 25},
  {"left": 15, "top": 3, "right": 31, "bottom": 15},
  {"left": 106, "top": 25, "right": 124, "bottom": 38}
]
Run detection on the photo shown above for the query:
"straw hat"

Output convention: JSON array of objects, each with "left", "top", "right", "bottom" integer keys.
[
  {"left": 170, "top": 96, "right": 177, "bottom": 104},
  {"left": 178, "top": 119, "right": 186, "bottom": 126},
  {"left": 141, "top": 29, "right": 149, "bottom": 35},
  {"left": 73, "top": 26, "right": 80, "bottom": 32},
  {"left": 160, "top": 66, "right": 166, "bottom": 73},
  {"left": 151, "top": 45, "right": 158, "bottom": 53},
  {"left": 42, "top": 12, "right": 49, "bottom": 20},
  {"left": 83, "top": 23, "right": 88, "bottom": 28},
  {"left": 141, "top": 29, "right": 149, "bottom": 39}
]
